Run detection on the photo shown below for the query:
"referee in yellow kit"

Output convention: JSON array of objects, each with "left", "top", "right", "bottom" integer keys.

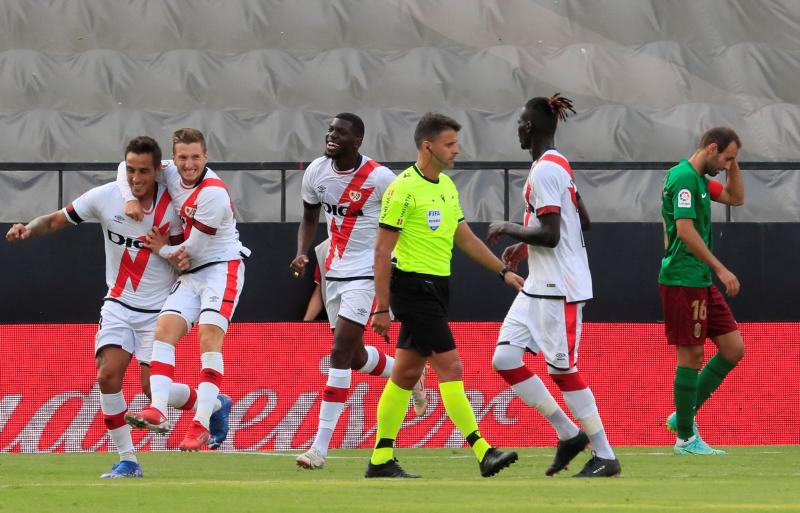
[{"left": 366, "top": 113, "right": 525, "bottom": 478}]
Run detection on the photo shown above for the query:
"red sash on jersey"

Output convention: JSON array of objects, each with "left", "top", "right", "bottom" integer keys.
[
  {"left": 110, "top": 190, "right": 173, "bottom": 297},
  {"left": 325, "top": 159, "right": 380, "bottom": 271},
  {"left": 180, "top": 177, "right": 233, "bottom": 239}
]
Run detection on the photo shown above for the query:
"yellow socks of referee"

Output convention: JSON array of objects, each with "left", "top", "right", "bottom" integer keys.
[
  {"left": 370, "top": 379, "right": 412, "bottom": 465},
  {"left": 439, "top": 380, "right": 491, "bottom": 462}
]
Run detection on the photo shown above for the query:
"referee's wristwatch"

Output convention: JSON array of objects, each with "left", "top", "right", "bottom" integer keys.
[{"left": 498, "top": 266, "right": 511, "bottom": 281}]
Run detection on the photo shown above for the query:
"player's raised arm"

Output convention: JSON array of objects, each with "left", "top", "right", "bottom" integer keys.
[
  {"left": 117, "top": 160, "right": 143, "bottom": 221},
  {"left": 710, "top": 158, "right": 744, "bottom": 207},
  {"left": 5, "top": 210, "right": 72, "bottom": 242},
  {"left": 118, "top": 160, "right": 171, "bottom": 221}
]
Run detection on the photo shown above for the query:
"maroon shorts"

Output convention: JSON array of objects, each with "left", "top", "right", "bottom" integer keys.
[{"left": 659, "top": 284, "right": 738, "bottom": 346}]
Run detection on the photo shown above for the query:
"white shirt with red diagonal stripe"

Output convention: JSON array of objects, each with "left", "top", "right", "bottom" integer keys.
[
  {"left": 162, "top": 163, "right": 249, "bottom": 268},
  {"left": 116, "top": 161, "right": 249, "bottom": 269},
  {"left": 64, "top": 182, "right": 182, "bottom": 310},
  {"left": 301, "top": 155, "right": 395, "bottom": 279},
  {"left": 523, "top": 149, "right": 592, "bottom": 303}
]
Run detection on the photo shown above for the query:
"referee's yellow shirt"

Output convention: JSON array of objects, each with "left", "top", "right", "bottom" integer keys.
[{"left": 379, "top": 165, "right": 464, "bottom": 277}]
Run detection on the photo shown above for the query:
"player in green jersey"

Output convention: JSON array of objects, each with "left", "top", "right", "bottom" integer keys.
[
  {"left": 659, "top": 127, "right": 745, "bottom": 456},
  {"left": 365, "top": 113, "right": 524, "bottom": 479}
]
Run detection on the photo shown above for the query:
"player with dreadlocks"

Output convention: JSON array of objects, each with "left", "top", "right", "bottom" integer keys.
[{"left": 487, "top": 94, "right": 621, "bottom": 477}]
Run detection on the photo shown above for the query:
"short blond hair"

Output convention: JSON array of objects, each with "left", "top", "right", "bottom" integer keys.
[{"left": 172, "top": 128, "right": 206, "bottom": 153}]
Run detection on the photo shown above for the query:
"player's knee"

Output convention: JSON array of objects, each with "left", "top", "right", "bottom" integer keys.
[
  {"left": 348, "top": 347, "right": 368, "bottom": 370},
  {"left": 330, "top": 342, "right": 357, "bottom": 368},
  {"left": 437, "top": 358, "right": 463, "bottom": 381},
  {"left": 492, "top": 344, "right": 523, "bottom": 371},
  {"left": 96, "top": 368, "right": 122, "bottom": 393},
  {"left": 724, "top": 343, "right": 745, "bottom": 364}
]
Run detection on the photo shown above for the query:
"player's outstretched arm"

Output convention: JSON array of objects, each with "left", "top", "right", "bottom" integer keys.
[
  {"left": 116, "top": 161, "right": 144, "bottom": 221},
  {"left": 487, "top": 214, "right": 560, "bottom": 248},
  {"left": 712, "top": 159, "right": 744, "bottom": 207},
  {"left": 675, "top": 218, "right": 740, "bottom": 297},
  {"left": 455, "top": 222, "right": 524, "bottom": 290},
  {"left": 290, "top": 203, "right": 322, "bottom": 279},
  {"left": 5, "top": 211, "right": 71, "bottom": 243}
]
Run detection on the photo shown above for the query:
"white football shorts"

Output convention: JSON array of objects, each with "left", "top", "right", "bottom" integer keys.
[
  {"left": 497, "top": 292, "right": 584, "bottom": 371},
  {"left": 95, "top": 299, "right": 158, "bottom": 364},
  {"left": 324, "top": 279, "right": 375, "bottom": 329},
  {"left": 159, "top": 259, "right": 245, "bottom": 333}
]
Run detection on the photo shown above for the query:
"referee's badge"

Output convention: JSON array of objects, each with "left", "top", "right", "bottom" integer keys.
[{"left": 427, "top": 209, "right": 441, "bottom": 231}]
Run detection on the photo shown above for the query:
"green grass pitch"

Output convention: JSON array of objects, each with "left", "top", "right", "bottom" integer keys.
[{"left": 2, "top": 447, "right": 799, "bottom": 513}]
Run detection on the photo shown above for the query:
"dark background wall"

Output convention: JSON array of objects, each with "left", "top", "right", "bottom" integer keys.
[{"left": 1, "top": 222, "right": 797, "bottom": 323}]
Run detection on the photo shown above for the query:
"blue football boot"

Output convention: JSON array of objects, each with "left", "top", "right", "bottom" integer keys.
[
  {"left": 100, "top": 460, "right": 143, "bottom": 479},
  {"left": 208, "top": 393, "right": 232, "bottom": 450}
]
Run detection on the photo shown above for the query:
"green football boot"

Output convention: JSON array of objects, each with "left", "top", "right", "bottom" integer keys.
[{"left": 673, "top": 436, "right": 727, "bottom": 456}]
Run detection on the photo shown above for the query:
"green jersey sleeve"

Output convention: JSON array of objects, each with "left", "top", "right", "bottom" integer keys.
[
  {"left": 379, "top": 180, "right": 414, "bottom": 231},
  {"left": 670, "top": 171, "right": 699, "bottom": 220}
]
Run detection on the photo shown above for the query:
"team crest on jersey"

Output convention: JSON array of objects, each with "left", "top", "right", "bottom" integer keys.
[
  {"left": 348, "top": 190, "right": 362, "bottom": 203},
  {"left": 427, "top": 209, "right": 442, "bottom": 231},
  {"left": 184, "top": 205, "right": 197, "bottom": 218},
  {"left": 677, "top": 189, "right": 692, "bottom": 208}
]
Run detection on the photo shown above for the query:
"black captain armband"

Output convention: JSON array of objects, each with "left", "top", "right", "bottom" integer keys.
[{"left": 498, "top": 267, "right": 511, "bottom": 281}]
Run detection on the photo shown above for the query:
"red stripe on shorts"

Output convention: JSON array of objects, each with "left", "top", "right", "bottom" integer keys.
[
  {"left": 564, "top": 302, "right": 578, "bottom": 367},
  {"left": 219, "top": 260, "right": 241, "bottom": 320},
  {"left": 497, "top": 366, "right": 534, "bottom": 386}
]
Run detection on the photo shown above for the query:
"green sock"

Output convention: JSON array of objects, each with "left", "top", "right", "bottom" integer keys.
[
  {"left": 370, "top": 379, "right": 411, "bottom": 465},
  {"left": 696, "top": 354, "right": 736, "bottom": 410},
  {"left": 439, "top": 380, "right": 491, "bottom": 462},
  {"left": 674, "top": 366, "right": 698, "bottom": 440}
]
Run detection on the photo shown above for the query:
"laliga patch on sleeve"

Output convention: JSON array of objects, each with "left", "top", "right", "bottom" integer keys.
[{"left": 677, "top": 189, "right": 692, "bottom": 208}]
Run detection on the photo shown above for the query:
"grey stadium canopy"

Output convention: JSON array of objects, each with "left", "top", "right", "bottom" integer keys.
[{"left": 0, "top": 0, "right": 798, "bottom": 222}]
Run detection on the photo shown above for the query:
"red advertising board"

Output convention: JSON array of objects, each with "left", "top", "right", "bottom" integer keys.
[{"left": 1, "top": 322, "right": 798, "bottom": 452}]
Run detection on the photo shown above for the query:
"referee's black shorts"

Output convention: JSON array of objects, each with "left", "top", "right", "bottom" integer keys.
[{"left": 390, "top": 268, "right": 456, "bottom": 357}]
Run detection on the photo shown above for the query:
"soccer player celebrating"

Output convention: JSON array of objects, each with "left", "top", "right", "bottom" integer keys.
[
  {"left": 5, "top": 137, "right": 200, "bottom": 478},
  {"left": 119, "top": 129, "right": 249, "bottom": 451},
  {"left": 290, "top": 113, "right": 427, "bottom": 470},
  {"left": 367, "top": 113, "right": 524, "bottom": 479},
  {"left": 659, "top": 127, "right": 745, "bottom": 455},
  {"left": 487, "top": 94, "right": 621, "bottom": 477}
]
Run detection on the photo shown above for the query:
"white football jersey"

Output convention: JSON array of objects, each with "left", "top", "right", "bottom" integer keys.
[
  {"left": 161, "top": 164, "right": 249, "bottom": 267},
  {"left": 522, "top": 150, "right": 592, "bottom": 303},
  {"left": 117, "top": 161, "right": 250, "bottom": 269},
  {"left": 64, "top": 182, "right": 181, "bottom": 311},
  {"left": 301, "top": 155, "right": 395, "bottom": 279}
]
